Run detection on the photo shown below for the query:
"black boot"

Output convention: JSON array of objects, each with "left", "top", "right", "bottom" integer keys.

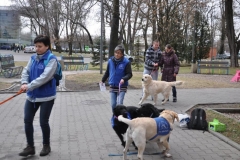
[
  {"left": 40, "top": 144, "right": 51, "bottom": 156},
  {"left": 19, "top": 145, "right": 35, "bottom": 157},
  {"left": 162, "top": 99, "right": 169, "bottom": 102},
  {"left": 173, "top": 97, "right": 177, "bottom": 102}
]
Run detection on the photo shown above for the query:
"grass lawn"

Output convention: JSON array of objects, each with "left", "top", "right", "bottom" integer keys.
[{"left": 206, "top": 109, "right": 240, "bottom": 145}]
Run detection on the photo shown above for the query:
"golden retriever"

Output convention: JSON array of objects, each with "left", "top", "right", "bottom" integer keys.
[
  {"left": 139, "top": 74, "right": 183, "bottom": 105},
  {"left": 118, "top": 110, "right": 179, "bottom": 160}
]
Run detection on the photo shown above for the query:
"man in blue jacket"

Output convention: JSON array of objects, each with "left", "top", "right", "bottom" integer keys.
[{"left": 101, "top": 45, "right": 133, "bottom": 112}]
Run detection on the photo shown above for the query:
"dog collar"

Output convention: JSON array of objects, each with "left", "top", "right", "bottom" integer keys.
[
  {"left": 111, "top": 112, "right": 132, "bottom": 128},
  {"left": 126, "top": 112, "right": 132, "bottom": 120}
]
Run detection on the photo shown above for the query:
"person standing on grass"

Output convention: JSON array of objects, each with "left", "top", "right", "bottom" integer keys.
[
  {"left": 19, "top": 35, "right": 57, "bottom": 157},
  {"left": 100, "top": 45, "right": 133, "bottom": 112},
  {"left": 159, "top": 44, "right": 180, "bottom": 102}
]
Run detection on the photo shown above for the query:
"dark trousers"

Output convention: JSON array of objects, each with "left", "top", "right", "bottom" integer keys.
[
  {"left": 24, "top": 99, "right": 54, "bottom": 146},
  {"left": 172, "top": 86, "right": 176, "bottom": 98}
]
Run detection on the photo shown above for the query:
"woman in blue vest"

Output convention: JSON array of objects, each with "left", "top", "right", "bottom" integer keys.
[
  {"left": 19, "top": 35, "right": 57, "bottom": 157},
  {"left": 101, "top": 45, "right": 133, "bottom": 112}
]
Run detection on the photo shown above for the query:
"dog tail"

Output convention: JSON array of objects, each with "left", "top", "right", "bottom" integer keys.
[
  {"left": 170, "top": 81, "right": 183, "bottom": 86},
  {"left": 118, "top": 115, "right": 132, "bottom": 126}
]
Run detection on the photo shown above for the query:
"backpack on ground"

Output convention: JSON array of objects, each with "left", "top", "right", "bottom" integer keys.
[
  {"left": 43, "top": 53, "right": 63, "bottom": 86},
  {"left": 187, "top": 108, "right": 208, "bottom": 131}
]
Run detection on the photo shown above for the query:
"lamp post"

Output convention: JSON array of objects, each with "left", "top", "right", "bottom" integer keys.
[{"left": 100, "top": 0, "right": 103, "bottom": 74}]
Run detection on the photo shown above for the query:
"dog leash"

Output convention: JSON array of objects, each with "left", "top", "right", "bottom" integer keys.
[
  {"left": 118, "top": 83, "right": 121, "bottom": 104},
  {"left": 108, "top": 151, "right": 161, "bottom": 156},
  {"left": 0, "top": 89, "right": 24, "bottom": 106}
]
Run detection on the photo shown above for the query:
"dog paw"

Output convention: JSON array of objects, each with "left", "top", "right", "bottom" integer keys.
[
  {"left": 164, "top": 153, "right": 172, "bottom": 157},
  {"left": 138, "top": 102, "right": 142, "bottom": 105}
]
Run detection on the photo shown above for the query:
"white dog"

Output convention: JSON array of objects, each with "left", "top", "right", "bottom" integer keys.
[
  {"left": 139, "top": 74, "right": 183, "bottom": 105},
  {"left": 118, "top": 110, "right": 179, "bottom": 160}
]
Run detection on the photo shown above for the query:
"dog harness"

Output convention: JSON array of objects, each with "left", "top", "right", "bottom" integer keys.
[
  {"left": 149, "top": 117, "right": 171, "bottom": 141},
  {"left": 111, "top": 112, "right": 131, "bottom": 127}
]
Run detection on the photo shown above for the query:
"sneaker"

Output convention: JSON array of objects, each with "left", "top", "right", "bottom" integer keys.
[
  {"left": 19, "top": 145, "right": 35, "bottom": 157},
  {"left": 39, "top": 144, "right": 51, "bottom": 156},
  {"left": 162, "top": 99, "right": 169, "bottom": 102},
  {"left": 173, "top": 97, "right": 177, "bottom": 102}
]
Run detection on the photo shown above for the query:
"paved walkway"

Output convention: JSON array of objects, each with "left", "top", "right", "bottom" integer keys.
[{"left": 0, "top": 87, "right": 240, "bottom": 160}]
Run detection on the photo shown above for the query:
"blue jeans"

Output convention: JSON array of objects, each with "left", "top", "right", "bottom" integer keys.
[
  {"left": 24, "top": 99, "right": 54, "bottom": 146},
  {"left": 110, "top": 91, "right": 126, "bottom": 112},
  {"left": 143, "top": 68, "right": 159, "bottom": 80}
]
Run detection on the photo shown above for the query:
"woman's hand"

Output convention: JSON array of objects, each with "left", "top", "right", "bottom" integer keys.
[
  {"left": 21, "top": 84, "right": 28, "bottom": 91},
  {"left": 120, "top": 79, "right": 124, "bottom": 84}
]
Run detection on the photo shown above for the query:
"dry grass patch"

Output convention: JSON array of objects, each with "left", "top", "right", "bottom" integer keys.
[
  {"left": 0, "top": 82, "right": 12, "bottom": 90},
  {"left": 206, "top": 109, "right": 240, "bottom": 145},
  {"left": 15, "top": 61, "right": 28, "bottom": 67},
  {"left": 186, "top": 104, "right": 240, "bottom": 145},
  {"left": 65, "top": 72, "right": 240, "bottom": 91}
]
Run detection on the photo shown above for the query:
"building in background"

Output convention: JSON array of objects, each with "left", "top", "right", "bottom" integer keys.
[{"left": 0, "top": 6, "right": 29, "bottom": 48}]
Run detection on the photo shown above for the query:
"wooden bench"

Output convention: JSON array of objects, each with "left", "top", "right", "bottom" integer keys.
[
  {"left": 197, "top": 60, "right": 230, "bottom": 75},
  {"left": 61, "top": 55, "right": 88, "bottom": 71},
  {"left": 0, "top": 54, "right": 23, "bottom": 78}
]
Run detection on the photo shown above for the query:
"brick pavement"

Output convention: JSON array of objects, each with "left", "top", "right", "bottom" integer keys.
[{"left": 0, "top": 88, "right": 240, "bottom": 160}]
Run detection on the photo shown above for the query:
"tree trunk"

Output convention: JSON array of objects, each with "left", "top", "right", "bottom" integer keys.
[
  {"left": 218, "top": 0, "right": 225, "bottom": 55},
  {"left": 152, "top": 0, "right": 156, "bottom": 41},
  {"left": 225, "top": 0, "right": 237, "bottom": 67},
  {"left": 108, "top": 0, "right": 120, "bottom": 58},
  {"left": 127, "top": 1, "right": 132, "bottom": 53}
]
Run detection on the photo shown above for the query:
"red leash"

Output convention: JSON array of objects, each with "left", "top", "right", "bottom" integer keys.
[{"left": 0, "top": 89, "right": 24, "bottom": 105}]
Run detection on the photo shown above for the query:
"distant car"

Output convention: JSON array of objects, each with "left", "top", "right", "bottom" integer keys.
[
  {"left": 224, "top": 53, "right": 230, "bottom": 59},
  {"left": 0, "top": 45, "right": 11, "bottom": 50},
  {"left": 215, "top": 53, "right": 230, "bottom": 59},
  {"left": 24, "top": 46, "right": 36, "bottom": 53}
]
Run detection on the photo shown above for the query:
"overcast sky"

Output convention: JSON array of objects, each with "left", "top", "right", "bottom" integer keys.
[
  {"left": 0, "top": 0, "right": 12, "bottom": 6},
  {"left": 0, "top": 0, "right": 106, "bottom": 37}
]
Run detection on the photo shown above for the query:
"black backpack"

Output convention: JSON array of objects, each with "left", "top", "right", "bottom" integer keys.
[{"left": 187, "top": 108, "right": 208, "bottom": 131}]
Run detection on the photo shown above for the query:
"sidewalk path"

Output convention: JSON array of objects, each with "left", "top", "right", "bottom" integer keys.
[{"left": 0, "top": 88, "right": 239, "bottom": 160}]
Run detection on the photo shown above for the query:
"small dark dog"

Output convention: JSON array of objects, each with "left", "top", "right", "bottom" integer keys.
[
  {"left": 112, "top": 103, "right": 164, "bottom": 149},
  {"left": 137, "top": 103, "right": 164, "bottom": 117}
]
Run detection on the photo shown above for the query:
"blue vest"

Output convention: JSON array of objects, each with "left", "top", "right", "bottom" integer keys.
[
  {"left": 27, "top": 50, "right": 56, "bottom": 98},
  {"left": 108, "top": 57, "right": 129, "bottom": 87},
  {"left": 149, "top": 117, "right": 171, "bottom": 141}
]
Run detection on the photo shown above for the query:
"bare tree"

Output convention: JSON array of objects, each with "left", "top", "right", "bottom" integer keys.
[
  {"left": 218, "top": 0, "right": 226, "bottom": 55},
  {"left": 108, "top": 0, "right": 120, "bottom": 57},
  {"left": 225, "top": 0, "right": 238, "bottom": 67}
]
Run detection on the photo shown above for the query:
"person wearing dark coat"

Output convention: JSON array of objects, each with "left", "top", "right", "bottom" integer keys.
[{"left": 159, "top": 44, "right": 180, "bottom": 102}]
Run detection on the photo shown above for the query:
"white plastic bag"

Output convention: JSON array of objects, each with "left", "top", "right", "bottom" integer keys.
[
  {"left": 99, "top": 83, "right": 106, "bottom": 91},
  {"left": 178, "top": 114, "right": 190, "bottom": 128}
]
